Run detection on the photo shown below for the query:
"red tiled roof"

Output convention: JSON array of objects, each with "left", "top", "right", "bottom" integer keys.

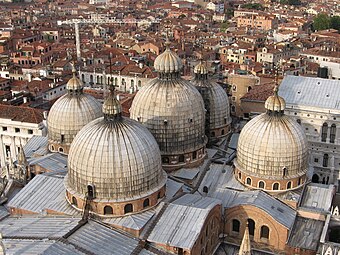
[
  {"left": 241, "top": 83, "right": 275, "bottom": 102},
  {"left": 0, "top": 104, "right": 44, "bottom": 124}
]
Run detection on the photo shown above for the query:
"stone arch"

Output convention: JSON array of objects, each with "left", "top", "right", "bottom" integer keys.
[
  {"left": 258, "top": 180, "right": 265, "bottom": 189},
  {"left": 143, "top": 198, "right": 150, "bottom": 208},
  {"left": 124, "top": 203, "right": 133, "bottom": 214},
  {"left": 104, "top": 205, "right": 113, "bottom": 215},
  {"left": 312, "top": 174, "right": 319, "bottom": 183},
  {"left": 246, "top": 177, "right": 252, "bottom": 185},
  {"left": 273, "top": 182, "right": 279, "bottom": 190}
]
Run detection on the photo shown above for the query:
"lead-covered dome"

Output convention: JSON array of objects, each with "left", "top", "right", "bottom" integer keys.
[
  {"left": 130, "top": 42, "right": 207, "bottom": 171},
  {"left": 235, "top": 87, "right": 308, "bottom": 192},
  {"left": 47, "top": 70, "right": 102, "bottom": 154},
  {"left": 191, "top": 61, "right": 231, "bottom": 143},
  {"left": 65, "top": 91, "right": 167, "bottom": 216}
]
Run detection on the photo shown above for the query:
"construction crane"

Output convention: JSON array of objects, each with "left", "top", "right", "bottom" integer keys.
[{"left": 57, "top": 17, "right": 160, "bottom": 61}]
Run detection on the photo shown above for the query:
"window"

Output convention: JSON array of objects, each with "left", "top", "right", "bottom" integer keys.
[
  {"left": 321, "top": 123, "right": 328, "bottom": 142},
  {"left": 246, "top": 177, "right": 252, "bottom": 185},
  {"left": 179, "top": 155, "right": 184, "bottom": 163},
  {"left": 59, "top": 147, "right": 64, "bottom": 153},
  {"left": 203, "top": 186, "right": 208, "bottom": 193},
  {"left": 273, "top": 183, "right": 279, "bottom": 190},
  {"left": 87, "top": 184, "right": 95, "bottom": 199},
  {"left": 124, "top": 203, "right": 133, "bottom": 214},
  {"left": 258, "top": 181, "right": 265, "bottom": 189},
  {"left": 323, "top": 154, "right": 329, "bottom": 167},
  {"left": 283, "top": 167, "right": 287, "bottom": 177},
  {"left": 248, "top": 219, "right": 255, "bottom": 236},
  {"left": 238, "top": 172, "right": 241, "bottom": 179},
  {"left": 162, "top": 157, "right": 169, "bottom": 164},
  {"left": 51, "top": 145, "right": 55, "bottom": 151},
  {"left": 193, "top": 151, "right": 197, "bottom": 160},
  {"left": 232, "top": 219, "right": 240, "bottom": 232},
  {"left": 104, "top": 205, "right": 113, "bottom": 215},
  {"left": 15, "top": 128, "right": 20, "bottom": 133},
  {"left": 287, "top": 181, "right": 292, "bottom": 189},
  {"left": 2, "top": 127, "right": 7, "bottom": 131},
  {"left": 297, "top": 119, "right": 301, "bottom": 125},
  {"left": 260, "top": 226, "right": 269, "bottom": 239},
  {"left": 72, "top": 197, "right": 77, "bottom": 206},
  {"left": 211, "top": 131, "right": 215, "bottom": 137},
  {"left": 28, "top": 129, "right": 33, "bottom": 134},
  {"left": 143, "top": 198, "right": 150, "bottom": 208},
  {"left": 61, "top": 134, "right": 65, "bottom": 142},
  {"left": 330, "top": 124, "right": 336, "bottom": 143},
  {"left": 314, "top": 158, "right": 319, "bottom": 163}
]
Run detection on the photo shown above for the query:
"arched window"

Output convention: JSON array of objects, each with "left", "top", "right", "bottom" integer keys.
[
  {"left": 51, "top": 145, "right": 55, "bottom": 151},
  {"left": 221, "top": 129, "right": 225, "bottom": 135},
  {"left": 321, "top": 123, "right": 328, "bottom": 142},
  {"left": 238, "top": 172, "right": 241, "bottom": 179},
  {"left": 193, "top": 151, "right": 197, "bottom": 159},
  {"left": 72, "top": 197, "right": 77, "bottom": 206},
  {"left": 131, "top": 80, "right": 134, "bottom": 87},
  {"left": 124, "top": 203, "right": 133, "bottom": 214},
  {"left": 298, "top": 178, "right": 301, "bottom": 186},
  {"left": 312, "top": 174, "right": 319, "bottom": 183},
  {"left": 287, "top": 181, "right": 292, "bottom": 189},
  {"left": 297, "top": 119, "right": 301, "bottom": 125},
  {"left": 162, "top": 157, "right": 169, "bottom": 164},
  {"left": 323, "top": 154, "right": 329, "bottom": 167},
  {"left": 258, "top": 181, "right": 265, "bottom": 189},
  {"left": 104, "top": 206, "right": 113, "bottom": 215},
  {"left": 273, "top": 183, "right": 279, "bottom": 190},
  {"left": 59, "top": 147, "right": 64, "bottom": 153},
  {"left": 283, "top": 167, "right": 287, "bottom": 177},
  {"left": 246, "top": 177, "right": 252, "bottom": 185},
  {"left": 203, "top": 186, "right": 208, "bottom": 193},
  {"left": 157, "top": 192, "right": 161, "bottom": 199},
  {"left": 138, "top": 80, "right": 142, "bottom": 87},
  {"left": 247, "top": 86, "right": 252, "bottom": 92},
  {"left": 90, "top": 75, "right": 93, "bottom": 83},
  {"left": 247, "top": 219, "right": 255, "bottom": 236},
  {"left": 87, "top": 184, "right": 95, "bottom": 199},
  {"left": 232, "top": 219, "right": 240, "bottom": 232},
  {"left": 143, "top": 198, "right": 149, "bottom": 208},
  {"left": 260, "top": 225, "right": 269, "bottom": 239},
  {"left": 81, "top": 74, "right": 85, "bottom": 82},
  {"left": 179, "top": 155, "right": 185, "bottom": 163},
  {"left": 114, "top": 77, "right": 118, "bottom": 85},
  {"left": 330, "top": 124, "right": 336, "bottom": 143},
  {"left": 211, "top": 131, "right": 215, "bottom": 137}
]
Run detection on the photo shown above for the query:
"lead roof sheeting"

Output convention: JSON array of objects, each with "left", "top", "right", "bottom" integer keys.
[
  {"left": 7, "top": 175, "right": 70, "bottom": 214},
  {"left": 28, "top": 153, "right": 67, "bottom": 172},
  {"left": 165, "top": 179, "right": 183, "bottom": 200},
  {"left": 279, "top": 75, "right": 340, "bottom": 110},
  {"left": 300, "top": 183, "right": 334, "bottom": 212},
  {"left": 147, "top": 203, "right": 212, "bottom": 249},
  {"left": 68, "top": 220, "right": 139, "bottom": 255},
  {"left": 23, "top": 136, "right": 48, "bottom": 158},
  {"left": 3, "top": 239, "right": 84, "bottom": 255},
  {"left": 139, "top": 249, "right": 157, "bottom": 255},
  {"left": 0, "top": 216, "right": 80, "bottom": 238},
  {"left": 0, "top": 206, "right": 9, "bottom": 220},
  {"left": 288, "top": 216, "right": 324, "bottom": 250},
  {"left": 173, "top": 193, "right": 221, "bottom": 210},
  {"left": 171, "top": 167, "right": 200, "bottom": 180},
  {"left": 103, "top": 208, "right": 156, "bottom": 230},
  {"left": 228, "top": 133, "right": 239, "bottom": 150},
  {"left": 225, "top": 190, "right": 296, "bottom": 229}
]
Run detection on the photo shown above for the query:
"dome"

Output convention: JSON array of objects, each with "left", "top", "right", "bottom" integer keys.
[
  {"left": 264, "top": 86, "right": 286, "bottom": 112},
  {"left": 235, "top": 88, "right": 308, "bottom": 192},
  {"left": 47, "top": 71, "right": 102, "bottom": 154},
  {"left": 66, "top": 91, "right": 166, "bottom": 216},
  {"left": 194, "top": 61, "right": 208, "bottom": 75},
  {"left": 191, "top": 61, "right": 231, "bottom": 142},
  {"left": 154, "top": 41, "right": 183, "bottom": 74},
  {"left": 130, "top": 44, "right": 207, "bottom": 171}
]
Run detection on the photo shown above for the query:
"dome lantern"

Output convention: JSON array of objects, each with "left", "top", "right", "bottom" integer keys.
[
  {"left": 194, "top": 59, "right": 208, "bottom": 80},
  {"left": 264, "top": 86, "right": 286, "bottom": 115},
  {"left": 66, "top": 64, "right": 83, "bottom": 95},
  {"left": 153, "top": 38, "right": 183, "bottom": 79},
  {"left": 102, "top": 86, "right": 122, "bottom": 121}
]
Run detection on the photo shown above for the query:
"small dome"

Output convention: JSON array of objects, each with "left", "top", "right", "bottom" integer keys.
[
  {"left": 154, "top": 42, "right": 182, "bottom": 73},
  {"left": 194, "top": 61, "right": 208, "bottom": 75},
  {"left": 265, "top": 86, "right": 286, "bottom": 112},
  {"left": 47, "top": 73, "right": 102, "bottom": 154},
  {"left": 66, "top": 93, "right": 167, "bottom": 213},
  {"left": 66, "top": 71, "right": 83, "bottom": 91},
  {"left": 102, "top": 93, "right": 122, "bottom": 118},
  {"left": 235, "top": 90, "right": 308, "bottom": 191}
]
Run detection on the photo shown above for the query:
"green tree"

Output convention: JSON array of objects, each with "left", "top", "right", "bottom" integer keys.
[
  {"left": 220, "top": 21, "right": 229, "bottom": 32},
  {"left": 330, "top": 16, "right": 340, "bottom": 31},
  {"left": 241, "top": 3, "right": 264, "bottom": 10},
  {"left": 313, "top": 13, "right": 331, "bottom": 31}
]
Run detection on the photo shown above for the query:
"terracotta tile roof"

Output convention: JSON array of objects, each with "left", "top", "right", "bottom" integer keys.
[
  {"left": 241, "top": 83, "right": 275, "bottom": 102},
  {"left": 0, "top": 104, "right": 44, "bottom": 124}
]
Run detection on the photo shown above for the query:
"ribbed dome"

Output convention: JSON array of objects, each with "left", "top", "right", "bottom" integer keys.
[
  {"left": 192, "top": 61, "right": 231, "bottom": 142},
  {"left": 66, "top": 107, "right": 167, "bottom": 202},
  {"left": 236, "top": 96, "right": 308, "bottom": 183},
  {"left": 131, "top": 78, "right": 206, "bottom": 155},
  {"left": 265, "top": 86, "right": 286, "bottom": 112},
  {"left": 47, "top": 73, "right": 102, "bottom": 153},
  {"left": 194, "top": 61, "right": 208, "bottom": 75},
  {"left": 66, "top": 69, "right": 83, "bottom": 91},
  {"left": 154, "top": 42, "right": 182, "bottom": 74}
]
